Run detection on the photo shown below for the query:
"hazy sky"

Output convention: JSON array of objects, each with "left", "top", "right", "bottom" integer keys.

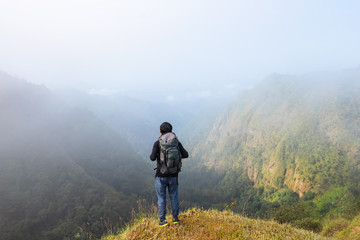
[{"left": 1, "top": 0, "right": 359, "bottom": 100}]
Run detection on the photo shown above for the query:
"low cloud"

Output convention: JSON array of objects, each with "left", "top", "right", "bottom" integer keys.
[
  {"left": 225, "top": 83, "right": 238, "bottom": 89},
  {"left": 166, "top": 95, "right": 176, "bottom": 102},
  {"left": 197, "top": 90, "right": 211, "bottom": 98},
  {"left": 88, "top": 88, "right": 118, "bottom": 96},
  {"left": 185, "top": 90, "right": 212, "bottom": 99}
]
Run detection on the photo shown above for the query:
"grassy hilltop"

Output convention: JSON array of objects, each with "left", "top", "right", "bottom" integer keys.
[{"left": 102, "top": 208, "right": 336, "bottom": 240}]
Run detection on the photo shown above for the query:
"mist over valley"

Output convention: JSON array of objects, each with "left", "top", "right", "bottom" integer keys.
[
  {"left": 1, "top": 67, "right": 360, "bottom": 239},
  {"left": 1, "top": 1, "right": 360, "bottom": 239}
]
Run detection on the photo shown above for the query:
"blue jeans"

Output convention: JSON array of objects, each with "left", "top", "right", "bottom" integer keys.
[{"left": 155, "top": 177, "right": 179, "bottom": 220}]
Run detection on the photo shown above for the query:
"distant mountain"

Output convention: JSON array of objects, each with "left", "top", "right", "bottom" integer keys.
[
  {"left": 0, "top": 72, "right": 151, "bottom": 240},
  {"left": 55, "top": 88, "right": 193, "bottom": 158},
  {"left": 55, "top": 88, "right": 231, "bottom": 158},
  {"left": 184, "top": 68, "right": 360, "bottom": 200}
]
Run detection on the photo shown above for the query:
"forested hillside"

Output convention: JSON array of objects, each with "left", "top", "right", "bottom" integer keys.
[
  {"left": 191, "top": 70, "right": 360, "bottom": 194},
  {"left": 181, "top": 69, "right": 360, "bottom": 236},
  {"left": 0, "top": 72, "right": 152, "bottom": 240}
]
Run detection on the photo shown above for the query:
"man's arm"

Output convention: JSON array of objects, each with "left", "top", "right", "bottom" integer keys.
[
  {"left": 150, "top": 140, "right": 159, "bottom": 161},
  {"left": 178, "top": 142, "right": 189, "bottom": 158}
]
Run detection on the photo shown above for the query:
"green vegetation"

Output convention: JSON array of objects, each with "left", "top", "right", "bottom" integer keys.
[
  {"left": 180, "top": 73, "right": 360, "bottom": 238},
  {"left": 337, "top": 214, "right": 360, "bottom": 239}
]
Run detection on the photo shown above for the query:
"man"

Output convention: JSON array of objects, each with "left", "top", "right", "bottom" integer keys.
[{"left": 150, "top": 122, "right": 189, "bottom": 227}]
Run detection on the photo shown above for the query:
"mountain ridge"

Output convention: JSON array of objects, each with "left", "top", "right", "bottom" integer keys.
[
  {"left": 0, "top": 72, "right": 151, "bottom": 239},
  {"left": 189, "top": 72, "right": 360, "bottom": 196}
]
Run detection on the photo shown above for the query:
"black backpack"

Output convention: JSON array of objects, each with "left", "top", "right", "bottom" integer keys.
[{"left": 158, "top": 132, "right": 182, "bottom": 175}]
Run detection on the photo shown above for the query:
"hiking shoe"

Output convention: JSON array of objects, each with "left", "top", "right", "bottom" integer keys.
[
  {"left": 158, "top": 219, "right": 168, "bottom": 227},
  {"left": 172, "top": 217, "right": 180, "bottom": 224}
]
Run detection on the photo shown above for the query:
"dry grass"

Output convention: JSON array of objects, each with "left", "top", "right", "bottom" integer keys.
[{"left": 102, "top": 208, "right": 336, "bottom": 240}]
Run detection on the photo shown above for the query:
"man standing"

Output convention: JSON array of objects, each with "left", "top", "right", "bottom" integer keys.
[{"left": 150, "top": 122, "right": 188, "bottom": 227}]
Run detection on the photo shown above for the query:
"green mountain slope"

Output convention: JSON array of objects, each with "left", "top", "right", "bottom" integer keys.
[
  {"left": 190, "top": 70, "right": 360, "bottom": 196},
  {"left": 178, "top": 69, "right": 360, "bottom": 237},
  {"left": 0, "top": 72, "right": 151, "bottom": 239}
]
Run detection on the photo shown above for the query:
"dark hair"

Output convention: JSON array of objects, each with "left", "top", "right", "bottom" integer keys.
[{"left": 160, "top": 122, "right": 172, "bottom": 134}]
